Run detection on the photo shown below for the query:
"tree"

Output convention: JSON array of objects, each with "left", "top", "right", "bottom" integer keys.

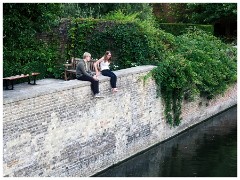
[
  {"left": 182, "top": 3, "right": 237, "bottom": 24},
  {"left": 153, "top": 3, "right": 237, "bottom": 24},
  {"left": 152, "top": 3, "right": 237, "bottom": 43},
  {"left": 183, "top": 3, "right": 237, "bottom": 42}
]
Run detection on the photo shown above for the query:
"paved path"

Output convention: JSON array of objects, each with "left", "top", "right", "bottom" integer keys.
[
  {"left": 3, "top": 78, "right": 89, "bottom": 103},
  {"left": 3, "top": 65, "right": 155, "bottom": 103}
]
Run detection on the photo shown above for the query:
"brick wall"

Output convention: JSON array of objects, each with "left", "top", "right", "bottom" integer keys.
[{"left": 3, "top": 65, "right": 237, "bottom": 177}]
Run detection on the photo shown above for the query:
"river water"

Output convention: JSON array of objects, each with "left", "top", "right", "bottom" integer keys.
[{"left": 95, "top": 106, "right": 237, "bottom": 177}]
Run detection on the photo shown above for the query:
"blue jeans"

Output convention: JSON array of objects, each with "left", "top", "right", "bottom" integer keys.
[{"left": 101, "top": 69, "right": 117, "bottom": 88}]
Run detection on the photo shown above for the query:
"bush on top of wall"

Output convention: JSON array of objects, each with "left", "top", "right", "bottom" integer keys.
[
  {"left": 150, "top": 28, "right": 237, "bottom": 126},
  {"left": 67, "top": 17, "right": 175, "bottom": 70},
  {"left": 67, "top": 17, "right": 236, "bottom": 127}
]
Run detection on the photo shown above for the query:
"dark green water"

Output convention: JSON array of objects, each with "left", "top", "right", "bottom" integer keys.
[{"left": 96, "top": 106, "right": 237, "bottom": 177}]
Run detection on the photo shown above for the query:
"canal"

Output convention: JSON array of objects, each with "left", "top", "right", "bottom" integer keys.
[{"left": 95, "top": 106, "right": 237, "bottom": 177}]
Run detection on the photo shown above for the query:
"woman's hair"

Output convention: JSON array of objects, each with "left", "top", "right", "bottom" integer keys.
[
  {"left": 83, "top": 52, "right": 91, "bottom": 59},
  {"left": 103, "top": 51, "right": 112, "bottom": 62}
]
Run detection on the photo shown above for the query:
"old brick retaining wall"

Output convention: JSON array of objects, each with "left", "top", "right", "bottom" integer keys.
[{"left": 3, "top": 65, "right": 237, "bottom": 177}]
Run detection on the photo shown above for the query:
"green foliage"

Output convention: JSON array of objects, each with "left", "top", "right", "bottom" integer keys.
[
  {"left": 183, "top": 3, "right": 237, "bottom": 24},
  {"left": 3, "top": 40, "right": 63, "bottom": 79},
  {"left": 60, "top": 3, "right": 154, "bottom": 21},
  {"left": 103, "top": 10, "right": 139, "bottom": 21},
  {"left": 175, "top": 29, "right": 237, "bottom": 98},
  {"left": 103, "top": 3, "right": 154, "bottom": 21},
  {"left": 161, "top": 3, "right": 237, "bottom": 24},
  {"left": 3, "top": 4, "right": 236, "bottom": 128},
  {"left": 67, "top": 15, "right": 236, "bottom": 127},
  {"left": 150, "top": 29, "right": 236, "bottom": 126},
  {"left": 158, "top": 23, "right": 214, "bottom": 36},
  {"left": 3, "top": 3, "right": 64, "bottom": 79},
  {"left": 67, "top": 17, "right": 173, "bottom": 70},
  {"left": 3, "top": 3, "right": 61, "bottom": 43},
  {"left": 60, "top": 3, "right": 104, "bottom": 19}
]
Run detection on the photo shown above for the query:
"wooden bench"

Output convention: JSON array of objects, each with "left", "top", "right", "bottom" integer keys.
[
  {"left": 64, "top": 58, "right": 100, "bottom": 81},
  {"left": 3, "top": 72, "right": 40, "bottom": 90}
]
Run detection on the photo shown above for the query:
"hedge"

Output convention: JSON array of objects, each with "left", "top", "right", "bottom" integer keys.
[{"left": 67, "top": 18, "right": 174, "bottom": 70}]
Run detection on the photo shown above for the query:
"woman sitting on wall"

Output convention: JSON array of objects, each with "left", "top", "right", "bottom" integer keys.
[{"left": 94, "top": 51, "right": 118, "bottom": 92}]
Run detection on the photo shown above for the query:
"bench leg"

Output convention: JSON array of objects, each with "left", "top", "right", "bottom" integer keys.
[
  {"left": 4, "top": 80, "right": 14, "bottom": 90},
  {"left": 11, "top": 80, "right": 14, "bottom": 90},
  {"left": 28, "top": 75, "right": 38, "bottom": 85},
  {"left": 64, "top": 71, "right": 76, "bottom": 81},
  {"left": 28, "top": 77, "right": 31, "bottom": 84},
  {"left": 33, "top": 75, "right": 37, "bottom": 85},
  {"left": 65, "top": 71, "right": 68, "bottom": 81}
]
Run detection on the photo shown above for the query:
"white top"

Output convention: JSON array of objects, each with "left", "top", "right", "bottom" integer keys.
[{"left": 100, "top": 61, "right": 110, "bottom": 71}]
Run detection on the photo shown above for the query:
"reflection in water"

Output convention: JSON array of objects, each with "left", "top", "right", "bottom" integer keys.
[{"left": 96, "top": 106, "right": 237, "bottom": 177}]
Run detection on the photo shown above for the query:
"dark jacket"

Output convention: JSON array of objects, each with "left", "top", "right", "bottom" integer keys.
[{"left": 76, "top": 59, "right": 95, "bottom": 78}]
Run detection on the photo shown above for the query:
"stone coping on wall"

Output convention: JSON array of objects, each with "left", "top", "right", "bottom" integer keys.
[{"left": 3, "top": 65, "right": 156, "bottom": 104}]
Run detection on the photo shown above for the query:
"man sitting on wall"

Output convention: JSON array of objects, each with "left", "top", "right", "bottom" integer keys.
[{"left": 76, "top": 52, "right": 104, "bottom": 98}]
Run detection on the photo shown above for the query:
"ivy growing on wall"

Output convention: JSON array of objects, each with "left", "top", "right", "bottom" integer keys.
[{"left": 151, "top": 29, "right": 237, "bottom": 126}]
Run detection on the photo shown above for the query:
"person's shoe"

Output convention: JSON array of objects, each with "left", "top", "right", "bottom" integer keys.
[{"left": 94, "top": 93, "right": 104, "bottom": 98}]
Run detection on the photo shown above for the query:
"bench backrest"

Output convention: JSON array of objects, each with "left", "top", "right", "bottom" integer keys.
[
  {"left": 73, "top": 58, "right": 81, "bottom": 69},
  {"left": 72, "top": 58, "right": 99, "bottom": 72}
]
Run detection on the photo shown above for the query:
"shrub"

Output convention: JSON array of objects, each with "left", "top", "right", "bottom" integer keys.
[
  {"left": 3, "top": 3, "right": 64, "bottom": 79},
  {"left": 67, "top": 17, "right": 175, "bottom": 70},
  {"left": 151, "top": 29, "right": 237, "bottom": 126},
  {"left": 67, "top": 17, "right": 236, "bottom": 127},
  {"left": 3, "top": 39, "right": 62, "bottom": 79}
]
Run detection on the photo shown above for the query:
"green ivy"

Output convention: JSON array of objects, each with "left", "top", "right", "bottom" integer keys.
[
  {"left": 67, "top": 18, "right": 236, "bottom": 127},
  {"left": 150, "top": 29, "right": 236, "bottom": 127},
  {"left": 3, "top": 39, "right": 62, "bottom": 79},
  {"left": 4, "top": 5, "right": 236, "bottom": 127},
  {"left": 67, "top": 18, "right": 173, "bottom": 70}
]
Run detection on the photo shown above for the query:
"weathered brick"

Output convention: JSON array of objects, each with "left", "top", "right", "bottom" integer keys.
[{"left": 3, "top": 66, "right": 237, "bottom": 177}]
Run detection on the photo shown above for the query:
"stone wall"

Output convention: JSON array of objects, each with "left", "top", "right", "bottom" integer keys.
[{"left": 3, "top": 65, "right": 237, "bottom": 177}]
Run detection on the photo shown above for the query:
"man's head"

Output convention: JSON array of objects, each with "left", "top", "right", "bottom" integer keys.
[{"left": 83, "top": 52, "right": 91, "bottom": 61}]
